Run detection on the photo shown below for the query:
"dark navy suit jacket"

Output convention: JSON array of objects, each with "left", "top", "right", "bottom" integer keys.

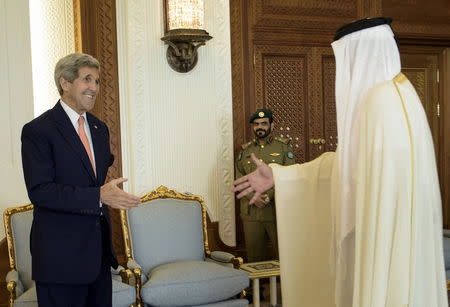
[{"left": 21, "top": 102, "right": 117, "bottom": 284}]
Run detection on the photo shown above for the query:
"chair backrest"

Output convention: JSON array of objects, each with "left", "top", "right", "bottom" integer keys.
[
  {"left": 124, "top": 186, "right": 209, "bottom": 275},
  {"left": 3, "top": 204, "right": 34, "bottom": 290}
]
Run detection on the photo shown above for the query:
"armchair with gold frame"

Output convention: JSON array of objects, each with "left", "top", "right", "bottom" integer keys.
[
  {"left": 121, "top": 186, "right": 249, "bottom": 307},
  {"left": 3, "top": 204, "right": 136, "bottom": 307}
]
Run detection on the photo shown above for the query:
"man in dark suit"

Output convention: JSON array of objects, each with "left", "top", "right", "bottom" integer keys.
[{"left": 21, "top": 53, "right": 141, "bottom": 306}]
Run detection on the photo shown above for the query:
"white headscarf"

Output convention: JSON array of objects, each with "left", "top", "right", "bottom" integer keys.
[{"left": 331, "top": 24, "right": 401, "bottom": 306}]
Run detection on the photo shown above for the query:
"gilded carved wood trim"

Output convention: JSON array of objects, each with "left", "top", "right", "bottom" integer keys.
[
  {"left": 72, "top": 0, "right": 82, "bottom": 52},
  {"left": 3, "top": 204, "right": 34, "bottom": 271}
]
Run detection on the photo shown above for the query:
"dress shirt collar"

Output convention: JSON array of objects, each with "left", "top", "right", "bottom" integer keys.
[{"left": 60, "top": 100, "right": 87, "bottom": 132}]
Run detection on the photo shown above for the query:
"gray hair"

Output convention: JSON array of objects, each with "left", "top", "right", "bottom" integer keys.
[{"left": 54, "top": 53, "right": 100, "bottom": 95}]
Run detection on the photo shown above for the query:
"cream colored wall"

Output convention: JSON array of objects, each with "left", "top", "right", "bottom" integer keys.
[
  {"left": 0, "top": 0, "right": 34, "bottom": 238},
  {"left": 116, "top": 0, "right": 236, "bottom": 245},
  {"left": 0, "top": 0, "right": 74, "bottom": 238},
  {"left": 29, "top": 0, "right": 75, "bottom": 117}
]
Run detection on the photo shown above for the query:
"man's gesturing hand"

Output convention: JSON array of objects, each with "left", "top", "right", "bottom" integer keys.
[
  {"left": 232, "top": 153, "right": 274, "bottom": 205},
  {"left": 100, "top": 178, "right": 140, "bottom": 210}
]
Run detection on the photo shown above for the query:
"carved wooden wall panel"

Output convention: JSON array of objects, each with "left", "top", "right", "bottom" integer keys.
[
  {"left": 400, "top": 52, "right": 439, "bottom": 148},
  {"left": 322, "top": 54, "right": 338, "bottom": 153},
  {"left": 401, "top": 50, "right": 440, "bottom": 159},
  {"left": 253, "top": 45, "right": 338, "bottom": 163},
  {"left": 254, "top": 45, "right": 310, "bottom": 162},
  {"left": 250, "top": 0, "right": 374, "bottom": 44},
  {"left": 230, "top": 0, "right": 248, "bottom": 154},
  {"left": 383, "top": 0, "right": 450, "bottom": 40},
  {"left": 400, "top": 49, "right": 446, "bottom": 225}
]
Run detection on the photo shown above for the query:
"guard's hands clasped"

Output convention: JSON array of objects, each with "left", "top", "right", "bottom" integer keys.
[
  {"left": 100, "top": 178, "right": 140, "bottom": 210},
  {"left": 233, "top": 153, "right": 275, "bottom": 205}
]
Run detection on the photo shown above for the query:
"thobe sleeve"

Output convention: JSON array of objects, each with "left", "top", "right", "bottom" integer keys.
[{"left": 269, "top": 152, "right": 336, "bottom": 307}]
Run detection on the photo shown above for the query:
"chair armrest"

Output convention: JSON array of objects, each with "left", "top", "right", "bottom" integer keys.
[
  {"left": 210, "top": 251, "right": 235, "bottom": 263},
  {"left": 126, "top": 259, "right": 148, "bottom": 283},
  {"left": 444, "top": 229, "right": 450, "bottom": 238},
  {"left": 126, "top": 259, "right": 144, "bottom": 307},
  {"left": 6, "top": 270, "right": 24, "bottom": 301},
  {"left": 207, "top": 251, "right": 244, "bottom": 269},
  {"left": 111, "top": 265, "right": 133, "bottom": 284}
]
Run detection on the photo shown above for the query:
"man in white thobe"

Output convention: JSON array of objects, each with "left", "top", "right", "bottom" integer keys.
[{"left": 233, "top": 17, "right": 448, "bottom": 307}]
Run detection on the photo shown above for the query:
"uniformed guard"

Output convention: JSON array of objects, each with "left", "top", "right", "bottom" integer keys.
[{"left": 235, "top": 109, "right": 295, "bottom": 262}]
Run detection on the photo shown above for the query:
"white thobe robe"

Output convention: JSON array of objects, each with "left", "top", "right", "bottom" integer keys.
[{"left": 271, "top": 73, "right": 447, "bottom": 307}]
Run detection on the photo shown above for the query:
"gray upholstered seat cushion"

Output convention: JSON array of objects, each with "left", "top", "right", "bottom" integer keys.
[
  {"left": 191, "top": 298, "right": 249, "bottom": 307},
  {"left": 112, "top": 279, "right": 136, "bottom": 307},
  {"left": 13, "top": 286, "right": 37, "bottom": 307},
  {"left": 141, "top": 260, "right": 249, "bottom": 307},
  {"left": 12, "top": 280, "right": 135, "bottom": 307}
]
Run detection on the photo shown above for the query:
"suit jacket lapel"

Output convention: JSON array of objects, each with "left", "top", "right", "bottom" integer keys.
[
  {"left": 87, "top": 113, "right": 107, "bottom": 185},
  {"left": 51, "top": 103, "right": 97, "bottom": 182}
]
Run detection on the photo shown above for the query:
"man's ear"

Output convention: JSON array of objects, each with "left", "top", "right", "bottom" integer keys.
[
  {"left": 270, "top": 122, "right": 275, "bottom": 131},
  {"left": 60, "top": 77, "right": 70, "bottom": 92}
]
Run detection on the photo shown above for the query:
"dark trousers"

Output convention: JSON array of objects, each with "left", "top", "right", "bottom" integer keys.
[{"left": 36, "top": 216, "right": 113, "bottom": 307}]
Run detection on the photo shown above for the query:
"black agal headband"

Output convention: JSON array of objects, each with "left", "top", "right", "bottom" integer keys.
[{"left": 334, "top": 17, "right": 393, "bottom": 41}]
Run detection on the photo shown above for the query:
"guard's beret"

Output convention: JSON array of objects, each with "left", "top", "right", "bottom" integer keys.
[{"left": 249, "top": 109, "right": 273, "bottom": 123}]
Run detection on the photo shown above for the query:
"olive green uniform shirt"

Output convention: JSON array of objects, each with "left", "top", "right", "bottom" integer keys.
[{"left": 235, "top": 136, "right": 296, "bottom": 221}]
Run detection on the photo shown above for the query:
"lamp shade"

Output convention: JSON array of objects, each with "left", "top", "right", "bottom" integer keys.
[{"left": 166, "top": 0, "right": 204, "bottom": 31}]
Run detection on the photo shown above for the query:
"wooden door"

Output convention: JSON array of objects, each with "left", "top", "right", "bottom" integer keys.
[
  {"left": 400, "top": 46, "right": 450, "bottom": 227},
  {"left": 253, "top": 45, "right": 337, "bottom": 163},
  {"left": 400, "top": 49, "right": 440, "bottom": 157}
]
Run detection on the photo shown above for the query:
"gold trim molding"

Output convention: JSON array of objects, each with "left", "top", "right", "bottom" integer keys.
[{"left": 72, "top": 0, "right": 82, "bottom": 52}]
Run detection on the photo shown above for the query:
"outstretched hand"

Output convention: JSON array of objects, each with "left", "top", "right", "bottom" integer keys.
[
  {"left": 233, "top": 153, "right": 274, "bottom": 204},
  {"left": 100, "top": 178, "right": 141, "bottom": 210}
]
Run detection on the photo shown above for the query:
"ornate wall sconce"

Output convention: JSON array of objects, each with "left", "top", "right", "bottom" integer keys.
[{"left": 161, "top": 0, "right": 212, "bottom": 73}]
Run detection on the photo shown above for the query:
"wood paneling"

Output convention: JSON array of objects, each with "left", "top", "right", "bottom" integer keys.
[
  {"left": 400, "top": 49, "right": 440, "bottom": 154},
  {"left": 0, "top": 239, "right": 8, "bottom": 307},
  {"left": 383, "top": 0, "right": 450, "bottom": 40},
  {"left": 400, "top": 47, "right": 447, "bottom": 225},
  {"left": 442, "top": 49, "right": 450, "bottom": 228},
  {"left": 255, "top": 45, "right": 309, "bottom": 162}
]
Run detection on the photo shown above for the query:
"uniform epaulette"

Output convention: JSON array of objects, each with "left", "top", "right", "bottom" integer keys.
[
  {"left": 241, "top": 140, "right": 253, "bottom": 150},
  {"left": 274, "top": 136, "right": 291, "bottom": 145}
]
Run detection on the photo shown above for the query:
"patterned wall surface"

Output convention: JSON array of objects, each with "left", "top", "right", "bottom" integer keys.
[
  {"left": 116, "top": 0, "right": 236, "bottom": 246},
  {"left": 29, "top": 0, "right": 75, "bottom": 117}
]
